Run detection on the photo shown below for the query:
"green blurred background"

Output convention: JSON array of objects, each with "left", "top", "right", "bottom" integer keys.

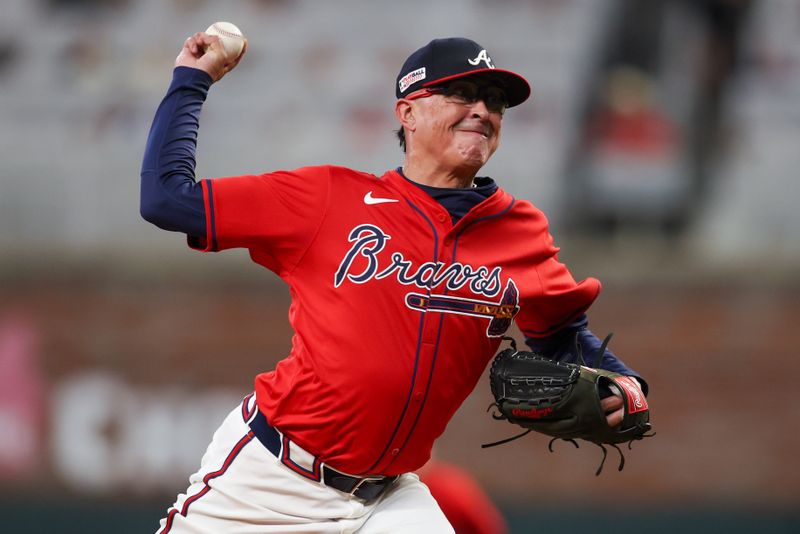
[{"left": 1, "top": 0, "right": 798, "bottom": 532}]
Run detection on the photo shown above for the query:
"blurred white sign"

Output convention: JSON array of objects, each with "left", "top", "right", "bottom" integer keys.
[{"left": 52, "top": 372, "right": 241, "bottom": 493}]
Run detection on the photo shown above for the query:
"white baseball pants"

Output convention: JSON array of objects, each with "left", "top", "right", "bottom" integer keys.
[{"left": 156, "top": 395, "right": 454, "bottom": 533}]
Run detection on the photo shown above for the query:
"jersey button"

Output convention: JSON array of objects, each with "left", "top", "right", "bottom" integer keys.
[
  {"left": 414, "top": 391, "right": 423, "bottom": 402},
  {"left": 436, "top": 213, "right": 447, "bottom": 223},
  {"left": 391, "top": 448, "right": 400, "bottom": 456}
]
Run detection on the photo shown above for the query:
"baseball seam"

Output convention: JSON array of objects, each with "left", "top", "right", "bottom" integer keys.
[{"left": 210, "top": 24, "right": 243, "bottom": 39}]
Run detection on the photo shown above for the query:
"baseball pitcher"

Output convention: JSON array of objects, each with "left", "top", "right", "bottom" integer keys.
[{"left": 141, "top": 31, "right": 649, "bottom": 533}]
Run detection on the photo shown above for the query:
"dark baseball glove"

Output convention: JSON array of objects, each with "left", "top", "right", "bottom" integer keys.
[{"left": 483, "top": 335, "right": 653, "bottom": 475}]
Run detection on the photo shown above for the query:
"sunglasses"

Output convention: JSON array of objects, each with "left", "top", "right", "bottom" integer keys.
[{"left": 406, "top": 80, "right": 509, "bottom": 115}]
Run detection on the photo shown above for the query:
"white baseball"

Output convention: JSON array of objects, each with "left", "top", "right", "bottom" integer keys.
[{"left": 205, "top": 21, "right": 245, "bottom": 59}]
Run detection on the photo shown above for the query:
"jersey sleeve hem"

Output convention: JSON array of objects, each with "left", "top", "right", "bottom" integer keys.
[
  {"left": 187, "top": 179, "right": 218, "bottom": 252},
  {"left": 520, "top": 279, "right": 601, "bottom": 339}
]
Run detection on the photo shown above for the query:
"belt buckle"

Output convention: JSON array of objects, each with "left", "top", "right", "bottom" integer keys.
[{"left": 348, "top": 475, "right": 385, "bottom": 498}]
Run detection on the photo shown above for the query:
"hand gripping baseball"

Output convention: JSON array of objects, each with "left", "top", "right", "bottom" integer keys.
[{"left": 175, "top": 31, "right": 248, "bottom": 82}]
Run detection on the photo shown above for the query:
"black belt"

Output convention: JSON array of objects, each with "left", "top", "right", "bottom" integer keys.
[{"left": 248, "top": 409, "right": 398, "bottom": 502}]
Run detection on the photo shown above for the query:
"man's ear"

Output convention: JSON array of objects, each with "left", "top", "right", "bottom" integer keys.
[{"left": 395, "top": 99, "right": 416, "bottom": 133}]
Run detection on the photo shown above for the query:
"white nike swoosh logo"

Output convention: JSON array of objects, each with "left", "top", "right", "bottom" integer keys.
[{"left": 364, "top": 191, "right": 399, "bottom": 205}]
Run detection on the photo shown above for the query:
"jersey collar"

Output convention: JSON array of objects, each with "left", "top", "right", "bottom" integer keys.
[{"left": 382, "top": 168, "right": 514, "bottom": 226}]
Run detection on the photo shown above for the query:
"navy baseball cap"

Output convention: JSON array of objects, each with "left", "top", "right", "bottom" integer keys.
[{"left": 396, "top": 37, "right": 531, "bottom": 107}]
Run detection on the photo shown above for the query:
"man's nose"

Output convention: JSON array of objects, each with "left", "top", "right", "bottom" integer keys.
[{"left": 469, "top": 98, "right": 490, "bottom": 118}]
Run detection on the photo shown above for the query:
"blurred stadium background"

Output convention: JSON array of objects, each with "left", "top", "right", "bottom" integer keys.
[{"left": 1, "top": 0, "right": 798, "bottom": 532}]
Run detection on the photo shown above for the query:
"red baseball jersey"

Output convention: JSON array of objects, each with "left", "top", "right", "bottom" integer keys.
[{"left": 194, "top": 166, "right": 600, "bottom": 476}]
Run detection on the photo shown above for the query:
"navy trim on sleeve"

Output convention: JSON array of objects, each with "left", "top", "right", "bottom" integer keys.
[
  {"left": 207, "top": 179, "right": 217, "bottom": 250},
  {"left": 140, "top": 67, "right": 213, "bottom": 237}
]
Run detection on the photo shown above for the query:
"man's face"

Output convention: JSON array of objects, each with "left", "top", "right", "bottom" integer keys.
[{"left": 403, "top": 78, "right": 506, "bottom": 173}]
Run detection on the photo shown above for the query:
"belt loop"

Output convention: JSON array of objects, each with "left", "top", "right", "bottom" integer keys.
[
  {"left": 347, "top": 476, "right": 383, "bottom": 498},
  {"left": 348, "top": 478, "right": 367, "bottom": 497}
]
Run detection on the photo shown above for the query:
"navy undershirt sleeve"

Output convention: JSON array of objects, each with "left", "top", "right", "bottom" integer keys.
[
  {"left": 140, "top": 66, "right": 213, "bottom": 237},
  {"left": 525, "top": 315, "right": 649, "bottom": 395}
]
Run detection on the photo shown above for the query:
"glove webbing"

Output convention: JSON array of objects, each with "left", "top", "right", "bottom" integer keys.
[{"left": 481, "top": 333, "right": 604, "bottom": 449}]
